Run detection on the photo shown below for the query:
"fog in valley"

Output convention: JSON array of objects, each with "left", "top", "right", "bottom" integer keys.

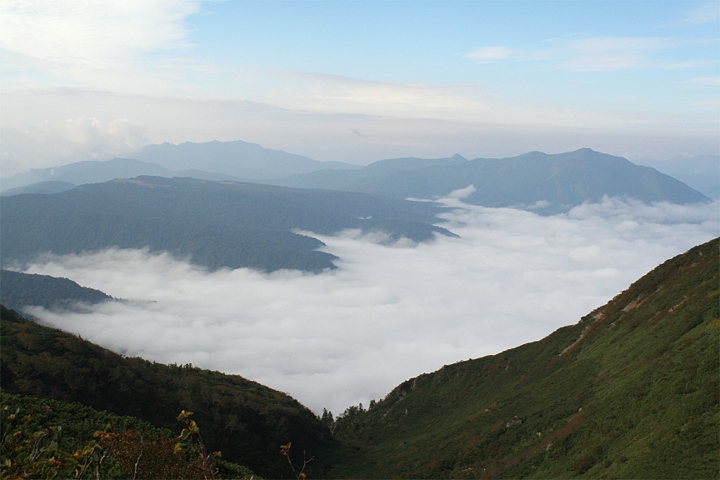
[{"left": 20, "top": 195, "right": 719, "bottom": 414}]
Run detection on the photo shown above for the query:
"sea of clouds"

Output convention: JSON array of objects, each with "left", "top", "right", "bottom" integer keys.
[{"left": 21, "top": 196, "right": 719, "bottom": 415}]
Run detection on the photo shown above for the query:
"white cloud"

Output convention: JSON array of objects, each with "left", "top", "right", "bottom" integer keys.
[
  {"left": 0, "top": 117, "right": 148, "bottom": 176},
  {"left": 447, "top": 184, "right": 477, "bottom": 199},
  {"left": 555, "top": 36, "right": 669, "bottom": 71},
  {"left": 466, "top": 46, "right": 518, "bottom": 62},
  {"left": 688, "top": 76, "right": 720, "bottom": 87},
  {"left": 673, "top": 1, "right": 720, "bottom": 25},
  {"left": 0, "top": 0, "right": 201, "bottom": 94},
  {"left": 0, "top": 0, "right": 198, "bottom": 64},
  {"left": 466, "top": 36, "right": 710, "bottom": 72},
  {"left": 20, "top": 199, "right": 719, "bottom": 415},
  {"left": 248, "top": 72, "right": 499, "bottom": 121}
]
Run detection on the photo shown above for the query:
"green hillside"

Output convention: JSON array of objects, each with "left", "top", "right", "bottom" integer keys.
[
  {"left": 1, "top": 389, "right": 260, "bottom": 479},
  {"left": 0, "top": 305, "right": 335, "bottom": 478},
  {"left": 328, "top": 237, "right": 719, "bottom": 478},
  {"left": 1, "top": 238, "right": 717, "bottom": 478}
]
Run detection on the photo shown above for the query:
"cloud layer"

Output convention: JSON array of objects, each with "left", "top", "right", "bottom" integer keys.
[
  {"left": 0, "top": 0, "right": 199, "bottom": 93},
  {"left": 0, "top": 117, "right": 148, "bottom": 175},
  {"left": 21, "top": 198, "right": 719, "bottom": 415}
]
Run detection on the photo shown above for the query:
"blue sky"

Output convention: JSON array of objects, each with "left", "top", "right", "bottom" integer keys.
[{"left": 0, "top": 0, "right": 718, "bottom": 174}]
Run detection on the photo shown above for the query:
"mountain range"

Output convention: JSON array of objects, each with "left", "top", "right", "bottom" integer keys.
[
  {"left": 0, "top": 176, "right": 452, "bottom": 273},
  {"left": 0, "top": 140, "right": 359, "bottom": 193},
  {"left": 2, "top": 237, "right": 717, "bottom": 478},
  {"left": 0, "top": 139, "right": 716, "bottom": 477},
  {"left": 1, "top": 141, "right": 710, "bottom": 215},
  {"left": 276, "top": 148, "right": 709, "bottom": 213}
]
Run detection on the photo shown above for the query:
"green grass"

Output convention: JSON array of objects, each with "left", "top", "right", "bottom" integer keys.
[
  {"left": 1, "top": 305, "right": 335, "bottom": 478},
  {"left": 328, "top": 238, "right": 719, "bottom": 479}
]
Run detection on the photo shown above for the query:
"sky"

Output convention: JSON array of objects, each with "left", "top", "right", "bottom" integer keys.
[
  {"left": 1, "top": 0, "right": 719, "bottom": 176},
  {"left": 19, "top": 196, "right": 720, "bottom": 415}
]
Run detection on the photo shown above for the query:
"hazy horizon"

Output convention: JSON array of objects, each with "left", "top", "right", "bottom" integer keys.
[{"left": 1, "top": 1, "right": 718, "bottom": 176}]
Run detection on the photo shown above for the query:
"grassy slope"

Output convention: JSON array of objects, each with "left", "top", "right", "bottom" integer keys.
[
  {"left": 329, "top": 238, "right": 719, "bottom": 479},
  {"left": 0, "top": 306, "right": 335, "bottom": 478}
]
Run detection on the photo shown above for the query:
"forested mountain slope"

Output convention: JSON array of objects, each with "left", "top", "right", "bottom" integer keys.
[
  {"left": 328, "top": 237, "right": 719, "bottom": 478},
  {"left": 0, "top": 305, "right": 335, "bottom": 478},
  {"left": 0, "top": 176, "right": 452, "bottom": 272},
  {"left": 0, "top": 269, "right": 113, "bottom": 312}
]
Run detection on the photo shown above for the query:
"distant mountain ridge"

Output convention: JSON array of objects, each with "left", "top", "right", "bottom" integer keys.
[
  {"left": 0, "top": 158, "right": 174, "bottom": 193},
  {"left": 0, "top": 176, "right": 452, "bottom": 273},
  {"left": 278, "top": 148, "right": 710, "bottom": 214},
  {"left": 639, "top": 154, "right": 720, "bottom": 199},
  {"left": 135, "top": 139, "right": 359, "bottom": 180},
  {"left": 0, "top": 140, "right": 359, "bottom": 193},
  {"left": 1, "top": 142, "right": 709, "bottom": 215},
  {"left": 1, "top": 181, "right": 77, "bottom": 196}
]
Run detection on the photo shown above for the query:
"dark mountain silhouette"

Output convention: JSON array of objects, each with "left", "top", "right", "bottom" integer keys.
[
  {"left": 0, "top": 180, "right": 77, "bottom": 196},
  {"left": 0, "top": 140, "right": 359, "bottom": 194},
  {"left": 135, "top": 139, "right": 359, "bottom": 180},
  {"left": 0, "top": 158, "right": 174, "bottom": 193},
  {"left": 277, "top": 154, "right": 468, "bottom": 190},
  {"left": 3, "top": 143, "right": 708, "bottom": 215},
  {"left": 0, "top": 176, "right": 452, "bottom": 273},
  {"left": 328, "top": 237, "right": 719, "bottom": 478},
  {"left": 0, "top": 269, "right": 113, "bottom": 312},
  {"left": 279, "top": 148, "right": 710, "bottom": 213}
]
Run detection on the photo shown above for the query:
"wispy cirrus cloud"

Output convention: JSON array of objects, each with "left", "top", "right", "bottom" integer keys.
[
  {"left": 672, "top": 1, "right": 719, "bottom": 25},
  {"left": 552, "top": 36, "right": 670, "bottom": 71},
  {"left": 688, "top": 76, "right": 720, "bottom": 87},
  {"left": 252, "top": 72, "right": 492, "bottom": 119},
  {"left": 466, "top": 35, "right": 714, "bottom": 72},
  {"left": 465, "top": 46, "right": 518, "bottom": 62}
]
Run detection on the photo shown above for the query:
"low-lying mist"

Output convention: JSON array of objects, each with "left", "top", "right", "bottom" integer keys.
[{"left": 21, "top": 196, "right": 719, "bottom": 415}]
